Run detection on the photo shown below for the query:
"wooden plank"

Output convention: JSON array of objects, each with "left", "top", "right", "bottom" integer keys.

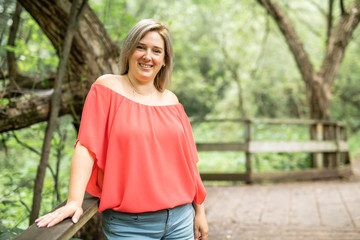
[
  {"left": 314, "top": 183, "right": 354, "bottom": 228},
  {"left": 15, "top": 193, "right": 99, "bottom": 240},
  {"left": 245, "top": 120, "right": 252, "bottom": 183},
  {"left": 196, "top": 142, "right": 248, "bottom": 151},
  {"left": 261, "top": 185, "right": 291, "bottom": 225},
  {"left": 197, "top": 141, "right": 348, "bottom": 153},
  {"left": 314, "top": 123, "right": 324, "bottom": 168},
  {"left": 336, "top": 182, "right": 360, "bottom": 227},
  {"left": 233, "top": 185, "right": 270, "bottom": 224},
  {"left": 200, "top": 173, "right": 248, "bottom": 181},
  {"left": 205, "top": 182, "right": 360, "bottom": 240},
  {"left": 205, "top": 186, "right": 246, "bottom": 229},
  {"left": 290, "top": 184, "right": 321, "bottom": 227},
  {"left": 252, "top": 166, "right": 352, "bottom": 182},
  {"left": 249, "top": 140, "right": 349, "bottom": 153},
  {"left": 200, "top": 166, "right": 351, "bottom": 182},
  {"left": 251, "top": 118, "right": 342, "bottom": 125},
  {"left": 191, "top": 118, "right": 344, "bottom": 126}
]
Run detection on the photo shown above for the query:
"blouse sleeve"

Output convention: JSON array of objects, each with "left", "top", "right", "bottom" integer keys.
[
  {"left": 179, "top": 106, "right": 207, "bottom": 204},
  {"left": 75, "top": 84, "right": 110, "bottom": 198}
]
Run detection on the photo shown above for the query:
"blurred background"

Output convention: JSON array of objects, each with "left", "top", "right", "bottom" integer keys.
[{"left": 0, "top": 0, "right": 359, "bottom": 237}]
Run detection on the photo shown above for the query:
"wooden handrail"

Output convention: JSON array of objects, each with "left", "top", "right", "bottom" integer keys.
[
  {"left": 15, "top": 193, "right": 99, "bottom": 240},
  {"left": 194, "top": 118, "right": 351, "bottom": 183},
  {"left": 200, "top": 165, "right": 352, "bottom": 182},
  {"left": 197, "top": 140, "right": 349, "bottom": 153},
  {"left": 191, "top": 118, "right": 345, "bottom": 126}
]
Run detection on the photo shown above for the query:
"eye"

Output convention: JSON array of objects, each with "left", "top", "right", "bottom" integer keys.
[
  {"left": 154, "top": 49, "right": 162, "bottom": 54},
  {"left": 136, "top": 45, "right": 145, "bottom": 50}
]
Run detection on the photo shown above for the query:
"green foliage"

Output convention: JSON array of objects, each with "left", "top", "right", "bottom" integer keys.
[
  {"left": 0, "top": 224, "right": 22, "bottom": 240},
  {"left": 1, "top": 0, "right": 360, "bottom": 235},
  {"left": 0, "top": 7, "right": 58, "bottom": 85},
  {"left": 90, "top": 0, "right": 137, "bottom": 45},
  {"left": 0, "top": 116, "right": 76, "bottom": 231}
]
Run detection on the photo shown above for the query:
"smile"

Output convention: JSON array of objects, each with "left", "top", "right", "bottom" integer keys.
[{"left": 139, "top": 63, "right": 152, "bottom": 68}]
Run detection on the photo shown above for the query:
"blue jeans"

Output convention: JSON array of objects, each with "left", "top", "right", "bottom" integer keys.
[{"left": 102, "top": 203, "right": 194, "bottom": 240}]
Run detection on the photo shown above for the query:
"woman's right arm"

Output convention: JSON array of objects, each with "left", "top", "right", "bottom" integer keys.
[{"left": 35, "top": 142, "right": 94, "bottom": 228}]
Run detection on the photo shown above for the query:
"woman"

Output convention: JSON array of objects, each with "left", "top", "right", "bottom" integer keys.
[{"left": 35, "top": 19, "right": 208, "bottom": 240}]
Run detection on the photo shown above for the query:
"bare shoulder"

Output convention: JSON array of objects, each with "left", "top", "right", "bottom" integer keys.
[
  {"left": 94, "top": 74, "right": 126, "bottom": 94},
  {"left": 95, "top": 74, "right": 119, "bottom": 87},
  {"left": 162, "top": 90, "right": 179, "bottom": 105}
]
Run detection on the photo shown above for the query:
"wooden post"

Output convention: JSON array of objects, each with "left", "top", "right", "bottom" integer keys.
[
  {"left": 313, "top": 123, "right": 324, "bottom": 168},
  {"left": 340, "top": 125, "right": 351, "bottom": 165},
  {"left": 245, "top": 120, "right": 252, "bottom": 184},
  {"left": 335, "top": 123, "right": 341, "bottom": 167}
]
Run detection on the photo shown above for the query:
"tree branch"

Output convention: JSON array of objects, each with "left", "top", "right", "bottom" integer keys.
[
  {"left": 327, "top": 0, "right": 334, "bottom": 44},
  {"left": 1, "top": 72, "right": 56, "bottom": 98},
  {"left": 0, "top": 87, "right": 83, "bottom": 133},
  {"left": 17, "top": 191, "right": 31, "bottom": 213},
  {"left": 340, "top": 0, "right": 346, "bottom": 15},
  {"left": 30, "top": 0, "right": 88, "bottom": 224},
  {"left": 6, "top": 1, "right": 22, "bottom": 90},
  {"left": 11, "top": 131, "right": 40, "bottom": 155},
  {"left": 257, "top": 0, "right": 315, "bottom": 84},
  {"left": 320, "top": 0, "right": 360, "bottom": 86},
  {"left": 1, "top": 133, "right": 9, "bottom": 155}
]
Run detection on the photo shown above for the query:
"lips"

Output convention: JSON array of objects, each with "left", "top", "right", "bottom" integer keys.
[{"left": 139, "top": 63, "right": 152, "bottom": 69}]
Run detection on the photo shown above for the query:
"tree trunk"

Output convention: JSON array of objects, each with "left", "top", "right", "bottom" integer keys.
[
  {"left": 0, "top": 0, "right": 121, "bottom": 133},
  {"left": 257, "top": 0, "right": 360, "bottom": 120},
  {"left": 257, "top": 0, "right": 360, "bottom": 168},
  {"left": 0, "top": 89, "right": 82, "bottom": 133}
]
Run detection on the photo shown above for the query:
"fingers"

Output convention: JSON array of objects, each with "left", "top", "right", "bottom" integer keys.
[
  {"left": 201, "top": 229, "right": 209, "bottom": 240},
  {"left": 194, "top": 223, "right": 200, "bottom": 240},
  {"left": 35, "top": 205, "right": 83, "bottom": 228},
  {"left": 72, "top": 208, "right": 83, "bottom": 224},
  {"left": 35, "top": 211, "right": 61, "bottom": 228},
  {"left": 200, "top": 225, "right": 209, "bottom": 240},
  {"left": 194, "top": 213, "right": 209, "bottom": 240},
  {"left": 46, "top": 211, "right": 67, "bottom": 228}
]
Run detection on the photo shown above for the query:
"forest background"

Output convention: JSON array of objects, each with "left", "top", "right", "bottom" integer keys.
[{"left": 0, "top": 0, "right": 360, "bottom": 238}]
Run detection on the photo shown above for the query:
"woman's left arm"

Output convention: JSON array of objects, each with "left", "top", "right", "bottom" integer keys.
[{"left": 193, "top": 202, "right": 209, "bottom": 240}]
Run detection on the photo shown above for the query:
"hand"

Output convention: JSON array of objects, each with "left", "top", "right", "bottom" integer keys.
[
  {"left": 194, "top": 206, "right": 209, "bottom": 240},
  {"left": 35, "top": 201, "right": 83, "bottom": 228}
]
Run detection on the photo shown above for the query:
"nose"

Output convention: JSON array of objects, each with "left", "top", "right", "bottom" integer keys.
[{"left": 143, "top": 50, "right": 151, "bottom": 61}]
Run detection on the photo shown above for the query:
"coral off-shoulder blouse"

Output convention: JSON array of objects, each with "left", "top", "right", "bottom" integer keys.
[{"left": 76, "top": 83, "right": 206, "bottom": 213}]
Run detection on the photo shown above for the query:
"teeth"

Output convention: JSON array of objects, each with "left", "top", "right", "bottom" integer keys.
[{"left": 139, "top": 63, "right": 152, "bottom": 68}]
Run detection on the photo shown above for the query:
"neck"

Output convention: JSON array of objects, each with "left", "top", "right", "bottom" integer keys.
[{"left": 127, "top": 74, "right": 156, "bottom": 96}]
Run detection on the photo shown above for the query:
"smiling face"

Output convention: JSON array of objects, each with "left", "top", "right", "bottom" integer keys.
[{"left": 128, "top": 31, "right": 165, "bottom": 85}]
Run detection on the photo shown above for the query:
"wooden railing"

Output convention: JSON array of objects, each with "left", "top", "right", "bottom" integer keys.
[
  {"left": 15, "top": 193, "right": 99, "bottom": 240},
  {"left": 196, "top": 118, "right": 351, "bottom": 183},
  {"left": 15, "top": 118, "right": 352, "bottom": 239}
]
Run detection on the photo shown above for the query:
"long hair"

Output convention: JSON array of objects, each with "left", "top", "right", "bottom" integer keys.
[{"left": 119, "top": 19, "right": 173, "bottom": 92}]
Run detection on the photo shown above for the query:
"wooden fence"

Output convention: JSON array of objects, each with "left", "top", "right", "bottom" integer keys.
[
  {"left": 15, "top": 118, "right": 352, "bottom": 239},
  {"left": 196, "top": 118, "right": 351, "bottom": 183}
]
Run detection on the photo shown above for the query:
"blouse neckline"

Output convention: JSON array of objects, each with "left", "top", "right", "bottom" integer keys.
[{"left": 93, "top": 83, "right": 182, "bottom": 108}]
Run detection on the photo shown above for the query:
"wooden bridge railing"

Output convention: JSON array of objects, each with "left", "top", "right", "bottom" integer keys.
[
  {"left": 15, "top": 118, "right": 352, "bottom": 239},
  {"left": 15, "top": 193, "right": 99, "bottom": 240},
  {"left": 195, "top": 118, "right": 351, "bottom": 183}
]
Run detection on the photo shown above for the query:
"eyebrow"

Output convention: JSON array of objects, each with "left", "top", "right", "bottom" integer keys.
[{"left": 138, "top": 42, "right": 164, "bottom": 50}]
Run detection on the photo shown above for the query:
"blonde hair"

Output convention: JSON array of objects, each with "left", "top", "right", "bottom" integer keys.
[{"left": 119, "top": 19, "right": 173, "bottom": 92}]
